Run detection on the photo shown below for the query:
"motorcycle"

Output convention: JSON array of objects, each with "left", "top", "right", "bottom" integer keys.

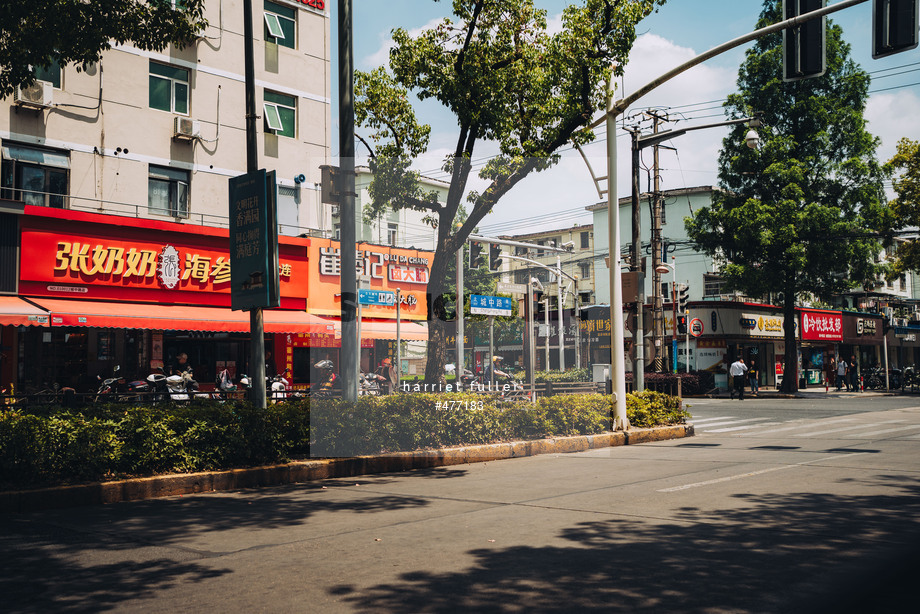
[
  {"left": 165, "top": 367, "right": 208, "bottom": 402},
  {"left": 360, "top": 372, "right": 386, "bottom": 396},
  {"left": 94, "top": 365, "right": 126, "bottom": 403},
  {"left": 445, "top": 363, "right": 480, "bottom": 390}
]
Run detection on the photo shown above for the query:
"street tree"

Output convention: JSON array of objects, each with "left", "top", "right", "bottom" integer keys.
[
  {"left": 355, "top": 0, "right": 664, "bottom": 383},
  {"left": 0, "top": 0, "right": 207, "bottom": 97},
  {"left": 685, "top": 0, "right": 890, "bottom": 393},
  {"left": 885, "top": 138, "right": 920, "bottom": 275}
]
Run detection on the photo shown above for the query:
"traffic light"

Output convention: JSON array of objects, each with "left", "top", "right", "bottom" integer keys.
[
  {"left": 533, "top": 290, "right": 544, "bottom": 317},
  {"left": 676, "top": 314, "right": 688, "bottom": 334},
  {"left": 469, "top": 241, "right": 483, "bottom": 269},
  {"left": 489, "top": 243, "right": 503, "bottom": 271},
  {"left": 678, "top": 284, "right": 689, "bottom": 312},
  {"left": 783, "top": 0, "right": 826, "bottom": 82},
  {"left": 873, "top": 0, "right": 919, "bottom": 59}
]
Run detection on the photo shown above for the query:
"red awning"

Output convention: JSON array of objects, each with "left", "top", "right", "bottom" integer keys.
[
  {"left": 27, "top": 298, "right": 336, "bottom": 334},
  {"left": 0, "top": 296, "right": 50, "bottom": 327},
  {"left": 328, "top": 318, "right": 427, "bottom": 341}
]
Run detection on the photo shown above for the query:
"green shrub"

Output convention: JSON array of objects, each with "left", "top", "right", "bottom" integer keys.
[{"left": 1, "top": 388, "right": 687, "bottom": 488}]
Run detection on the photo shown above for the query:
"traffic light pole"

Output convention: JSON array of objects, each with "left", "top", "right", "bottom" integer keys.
[{"left": 456, "top": 246, "right": 464, "bottom": 388}]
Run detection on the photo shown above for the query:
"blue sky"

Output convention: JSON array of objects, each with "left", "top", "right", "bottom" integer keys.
[{"left": 333, "top": 1, "right": 920, "bottom": 236}]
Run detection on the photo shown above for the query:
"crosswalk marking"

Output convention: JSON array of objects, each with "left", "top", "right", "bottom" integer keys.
[
  {"left": 706, "top": 422, "right": 784, "bottom": 433},
  {"left": 690, "top": 416, "right": 737, "bottom": 424},
  {"left": 691, "top": 417, "right": 770, "bottom": 429},
  {"left": 794, "top": 420, "right": 904, "bottom": 437},
  {"left": 739, "top": 418, "right": 856, "bottom": 437},
  {"left": 845, "top": 424, "right": 920, "bottom": 438}
]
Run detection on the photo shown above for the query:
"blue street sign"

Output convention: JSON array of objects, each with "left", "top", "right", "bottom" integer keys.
[
  {"left": 358, "top": 289, "right": 397, "bottom": 306},
  {"left": 470, "top": 294, "right": 514, "bottom": 316}
]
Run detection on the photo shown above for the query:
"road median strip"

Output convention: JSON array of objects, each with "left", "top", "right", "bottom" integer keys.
[{"left": 0, "top": 424, "right": 693, "bottom": 513}]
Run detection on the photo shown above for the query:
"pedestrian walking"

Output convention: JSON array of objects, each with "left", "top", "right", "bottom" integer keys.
[
  {"left": 748, "top": 360, "right": 759, "bottom": 396},
  {"left": 836, "top": 357, "right": 847, "bottom": 391},
  {"left": 849, "top": 355, "right": 860, "bottom": 392},
  {"left": 730, "top": 355, "right": 748, "bottom": 400}
]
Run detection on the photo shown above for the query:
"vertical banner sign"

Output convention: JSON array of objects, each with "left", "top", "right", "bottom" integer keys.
[{"left": 229, "top": 170, "right": 280, "bottom": 311}]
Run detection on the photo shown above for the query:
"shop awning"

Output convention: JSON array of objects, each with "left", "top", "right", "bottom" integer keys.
[
  {"left": 27, "top": 298, "right": 336, "bottom": 334},
  {"left": 0, "top": 296, "right": 50, "bottom": 327},
  {"left": 354, "top": 319, "right": 428, "bottom": 341}
]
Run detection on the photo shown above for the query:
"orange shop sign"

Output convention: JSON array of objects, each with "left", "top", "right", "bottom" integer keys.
[{"left": 308, "top": 239, "right": 431, "bottom": 320}]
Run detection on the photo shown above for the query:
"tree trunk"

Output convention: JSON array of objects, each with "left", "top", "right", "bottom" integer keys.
[
  {"left": 424, "top": 239, "right": 452, "bottom": 385},
  {"left": 780, "top": 288, "right": 798, "bottom": 394}
]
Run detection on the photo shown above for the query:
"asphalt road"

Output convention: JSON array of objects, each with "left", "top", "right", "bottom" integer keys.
[{"left": 4, "top": 393, "right": 920, "bottom": 613}]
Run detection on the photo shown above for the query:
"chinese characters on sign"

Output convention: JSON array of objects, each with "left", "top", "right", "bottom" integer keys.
[
  {"left": 470, "top": 295, "right": 514, "bottom": 316},
  {"left": 319, "top": 247, "right": 430, "bottom": 284},
  {"left": 53, "top": 241, "right": 290, "bottom": 290},
  {"left": 800, "top": 310, "right": 843, "bottom": 341},
  {"left": 229, "top": 170, "right": 279, "bottom": 311}
]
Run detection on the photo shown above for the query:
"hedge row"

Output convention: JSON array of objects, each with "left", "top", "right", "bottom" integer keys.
[{"left": 0, "top": 391, "right": 689, "bottom": 488}]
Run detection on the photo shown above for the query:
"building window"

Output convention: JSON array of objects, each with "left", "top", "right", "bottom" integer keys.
[
  {"left": 263, "top": 90, "right": 296, "bottom": 138},
  {"left": 333, "top": 223, "right": 341, "bottom": 240},
  {"left": 580, "top": 231, "right": 589, "bottom": 249},
  {"left": 0, "top": 143, "right": 69, "bottom": 208},
  {"left": 514, "top": 270, "right": 529, "bottom": 285},
  {"left": 579, "top": 292, "right": 592, "bottom": 305},
  {"left": 703, "top": 274, "right": 724, "bottom": 297},
  {"left": 34, "top": 62, "right": 61, "bottom": 88},
  {"left": 579, "top": 262, "right": 591, "bottom": 279},
  {"left": 900, "top": 274, "right": 907, "bottom": 291},
  {"left": 387, "top": 223, "right": 398, "bottom": 245},
  {"left": 264, "top": 1, "right": 296, "bottom": 49},
  {"left": 515, "top": 245, "right": 527, "bottom": 256},
  {"left": 536, "top": 241, "right": 544, "bottom": 257},
  {"left": 149, "top": 61, "right": 189, "bottom": 114},
  {"left": 148, "top": 166, "right": 189, "bottom": 217}
]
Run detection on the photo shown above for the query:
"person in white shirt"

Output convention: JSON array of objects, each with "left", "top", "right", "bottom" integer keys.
[{"left": 729, "top": 355, "right": 748, "bottom": 400}]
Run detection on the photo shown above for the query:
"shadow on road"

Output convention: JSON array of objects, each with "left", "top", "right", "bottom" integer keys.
[
  {"left": 329, "top": 473, "right": 920, "bottom": 613},
  {"left": 1, "top": 469, "right": 469, "bottom": 612}
]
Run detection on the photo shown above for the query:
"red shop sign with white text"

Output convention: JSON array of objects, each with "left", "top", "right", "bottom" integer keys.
[{"left": 800, "top": 310, "right": 843, "bottom": 341}]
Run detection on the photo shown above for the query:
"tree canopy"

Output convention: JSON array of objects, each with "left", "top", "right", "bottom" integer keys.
[
  {"left": 685, "top": 0, "right": 890, "bottom": 392},
  {"left": 886, "top": 138, "right": 920, "bottom": 275},
  {"left": 355, "top": 0, "right": 665, "bottom": 383},
  {"left": 0, "top": 0, "right": 207, "bottom": 97}
]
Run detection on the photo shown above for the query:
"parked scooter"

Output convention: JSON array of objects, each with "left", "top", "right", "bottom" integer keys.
[
  {"left": 269, "top": 368, "right": 297, "bottom": 402},
  {"left": 166, "top": 367, "right": 208, "bottom": 402},
  {"left": 94, "top": 365, "right": 126, "bottom": 403}
]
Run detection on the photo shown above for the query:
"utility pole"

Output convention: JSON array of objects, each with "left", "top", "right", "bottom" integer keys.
[
  {"left": 647, "top": 110, "right": 667, "bottom": 373},
  {"left": 338, "top": 0, "right": 359, "bottom": 402},
  {"left": 630, "top": 129, "right": 645, "bottom": 392}
]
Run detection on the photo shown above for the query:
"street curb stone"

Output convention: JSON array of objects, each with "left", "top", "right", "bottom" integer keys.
[{"left": 0, "top": 424, "right": 693, "bottom": 513}]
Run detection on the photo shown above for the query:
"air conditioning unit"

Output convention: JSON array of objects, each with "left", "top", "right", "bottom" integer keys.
[
  {"left": 14, "top": 81, "right": 53, "bottom": 108},
  {"left": 330, "top": 204, "right": 340, "bottom": 217},
  {"left": 173, "top": 116, "right": 201, "bottom": 140}
]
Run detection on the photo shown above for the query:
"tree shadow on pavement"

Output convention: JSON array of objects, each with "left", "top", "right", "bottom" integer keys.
[
  {"left": 1, "top": 475, "right": 443, "bottom": 613},
  {"left": 330, "top": 473, "right": 920, "bottom": 613}
]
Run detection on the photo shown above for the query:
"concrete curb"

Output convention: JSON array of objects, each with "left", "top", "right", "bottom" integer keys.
[{"left": 0, "top": 424, "right": 694, "bottom": 513}]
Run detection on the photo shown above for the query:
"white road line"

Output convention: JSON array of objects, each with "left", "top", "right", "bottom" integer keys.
[
  {"left": 740, "top": 417, "right": 856, "bottom": 437},
  {"left": 705, "top": 422, "right": 785, "bottom": 433},
  {"left": 693, "top": 418, "right": 771, "bottom": 429},
  {"left": 845, "top": 424, "right": 920, "bottom": 438},
  {"left": 794, "top": 420, "right": 904, "bottom": 437},
  {"left": 657, "top": 452, "right": 869, "bottom": 493},
  {"left": 689, "top": 416, "right": 737, "bottom": 424}
]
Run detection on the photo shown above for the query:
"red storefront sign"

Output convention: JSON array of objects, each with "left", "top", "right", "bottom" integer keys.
[
  {"left": 18, "top": 206, "right": 308, "bottom": 308},
  {"left": 800, "top": 309, "right": 843, "bottom": 341}
]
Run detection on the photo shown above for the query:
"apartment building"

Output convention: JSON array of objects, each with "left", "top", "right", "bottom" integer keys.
[{"left": 2, "top": 0, "right": 331, "bottom": 234}]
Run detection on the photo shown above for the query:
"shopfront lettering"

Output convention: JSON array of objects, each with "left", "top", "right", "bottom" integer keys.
[
  {"left": 801, "top": 310, "right": 843, "bottom": 341},
  {"left": 856, "top": 318, "right": 877, "bottom": 335},
  {"left": 757, "top": 316, "right": 784, "bottom": 333},
  {"left": 294, "top": 0, "right": 325, "bottom": 10},
  {"left": 52, "top": 241, "right": 291, "bottom": 290}
]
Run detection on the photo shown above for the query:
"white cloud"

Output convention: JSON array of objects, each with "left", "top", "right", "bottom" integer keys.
[
  {"left": 866, "top": 90, "right": 920, "bottom": 165},
  {"left": 362, "top": 18, "right": 444, "bottom": 69}
]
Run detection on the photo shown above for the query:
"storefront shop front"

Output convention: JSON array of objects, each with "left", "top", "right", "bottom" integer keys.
[
  {"left": 684, "top": 302, "right": 789, "bottom": 391},
  {"left": 0, "top": 206, "right": 430, "bottom": 393},
  {"left": 839, "top": 311, "right": 885, "bottom": 378},
  {"left": 798, "top": 309, "right": 842, "bottom": 388},
  {"left": 889, "top": 326, "right": 920, "bottom": 369}
]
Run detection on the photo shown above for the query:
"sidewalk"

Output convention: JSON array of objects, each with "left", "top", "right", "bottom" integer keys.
[{"left": 706, "top": 385, "right": 899, "bottom": 399}]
